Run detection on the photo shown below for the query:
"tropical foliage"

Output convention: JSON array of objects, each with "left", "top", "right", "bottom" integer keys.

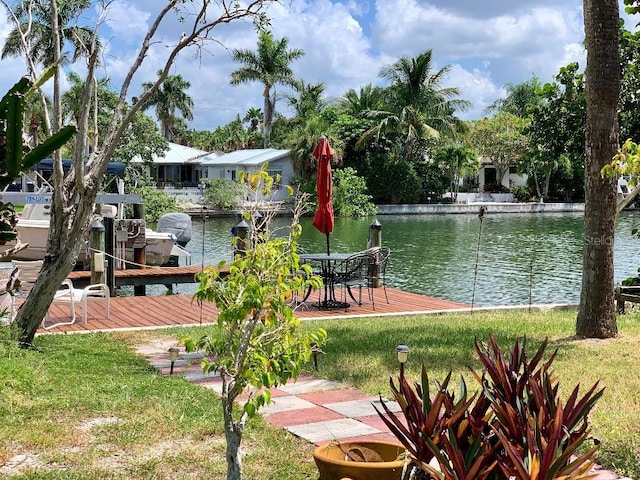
[
  {"left": 526, "top": 64, "right": 585, "bottom": 201},
  {"left": 1, "top": 0, "right": 94, "bottom": 66},
  {"left": 127, "top": 185, "right": 181, "bottom": 224},
  {"left": 203, "top": 178, "right": 248, "bottom": 210},
  {"left": 376, "top": 336, "right": 603, "bottom": 480},
  {"left": 142, "top": 71, "right": 194, "bottom": 141},
  {"left": 230, "top": 31, "right": 304, "bottom": 148},
  {"left": 466, "top": 112, "right": 530, "bottom": 191},
  {"left": 332, "top": 167, "right": 377, "bottom": 217}
]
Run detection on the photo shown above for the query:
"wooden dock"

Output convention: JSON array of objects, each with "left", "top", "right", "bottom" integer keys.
[
  {"left": 39, "top": 287, "right": 468, "bottom": 334},
  {"left": 67, "top": 265, "right": 209, "bottom": 289}
]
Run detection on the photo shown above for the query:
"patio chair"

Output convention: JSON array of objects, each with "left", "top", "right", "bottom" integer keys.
[
  {"left": 335, "top": 250, "right": 375, "bottom": 311},
  {"left": 12, "top": 260, "right": 109, "bottom": 329},
  {"left": 372, "top": 247, "right": 390, "bottom": 305},
  {"left": 48, "top": 281, "right": 110, "bottom": 327},
  {"left": 11, "top": 260, "right": 43, "bottom": 297}
]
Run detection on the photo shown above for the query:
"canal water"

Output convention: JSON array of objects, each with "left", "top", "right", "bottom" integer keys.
[{"left": 176, "top": 211, "right": 640, "bottom": 307}]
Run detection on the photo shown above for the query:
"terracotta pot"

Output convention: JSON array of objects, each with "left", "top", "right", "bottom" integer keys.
[{"left": 313, "top": 440, "right": 407, "bottom": 480}]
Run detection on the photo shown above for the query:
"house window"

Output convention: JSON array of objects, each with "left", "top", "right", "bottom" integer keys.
[
  {"left": 267, "top": 170, "right": 282, "bottom": 190},
  {"left": 509, "top": 166, "right": 517, "bottom": 174}
]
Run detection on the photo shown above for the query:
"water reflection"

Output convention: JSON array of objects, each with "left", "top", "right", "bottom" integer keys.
[{"left": 178, "top": 211, "right": 640, "bottom": 307}]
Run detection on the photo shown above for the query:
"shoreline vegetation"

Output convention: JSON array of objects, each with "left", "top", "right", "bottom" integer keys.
[{"left": 1, "top": 309, "right": 639, "bottom": 478}]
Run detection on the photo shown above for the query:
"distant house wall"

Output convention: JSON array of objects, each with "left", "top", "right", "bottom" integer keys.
[
  {"left": 478, "top": 165, "right": 527, "bottom": 192},
  {"left": 200, "top": 149, "right": 294, "bottom": 202}
]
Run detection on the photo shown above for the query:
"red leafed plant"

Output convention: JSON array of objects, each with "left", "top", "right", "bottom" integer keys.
[{"left": 375, "top": 336, "right": 604, "bottom": 480}]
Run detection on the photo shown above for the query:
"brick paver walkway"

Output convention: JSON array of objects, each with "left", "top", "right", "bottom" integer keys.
[{"left": 141, "top": 343, "right": 631, "bottom": 480}]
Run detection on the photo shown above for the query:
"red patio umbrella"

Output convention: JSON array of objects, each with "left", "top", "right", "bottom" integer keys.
[{"left": 312, "top": 136, "right": 334, "bottom": 255}]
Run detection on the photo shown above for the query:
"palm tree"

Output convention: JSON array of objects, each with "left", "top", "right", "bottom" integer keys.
[
  {"left": 577, "top": 0, "right": 620, "bottom": 338},
  {"left": 284, "top": 80, "right": 327, "bottom": 122},
  {"left": 378, "top": 50, "right": 470, "bottom": 139},
  {"left": 230, "top": 31, "right": 304, "bottom": 148},
  {"left": 243, "top": 107, "right": 263, "bottom": 132},
  {"left": 338, "top": 84, "right": 386, "bottom": 116},
  {"left": 1, "top": 0, "right": 95, "bottom": 66},
  {"left": 359, "top": 50, "right": 469, "bottom": 164},
  {"left": 141, "top": 71, "right": 194, "bottom": 141},
  {"left": 284, "top": 115, "right": 341, "bottom": 179}
]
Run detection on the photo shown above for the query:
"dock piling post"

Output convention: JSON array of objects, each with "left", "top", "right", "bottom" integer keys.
[{"left": 90, "top": 218, "right": 105, "bottom": 285}]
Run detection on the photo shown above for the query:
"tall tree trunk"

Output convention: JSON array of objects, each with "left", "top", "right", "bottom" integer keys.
[
  {"left": 577, "top": 0, "right": 620, "bottom": 338},
  {"left": 543, "top": 171, "right": 551, "bottom": 198},
  {"left": 263, "top": 87, "right": 274, "bottom": 149}
]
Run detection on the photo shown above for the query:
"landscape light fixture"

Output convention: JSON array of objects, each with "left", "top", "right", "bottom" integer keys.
[
  {"left": 396, "top": 344, "right": 410, "bottom": 380},
  {"left": 168, "top": 347, "right": 179, "bottom": 375},
  {"left": 310, "top": 342, "right": 324, "bottom": 371}
]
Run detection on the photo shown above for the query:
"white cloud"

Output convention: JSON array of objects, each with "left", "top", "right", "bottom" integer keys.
[
  {"left": 0, "top": 0, "right": 631, "bottom": 132},
  {"left": 102, "top": 2, "right": 150, "bottom": 44}
]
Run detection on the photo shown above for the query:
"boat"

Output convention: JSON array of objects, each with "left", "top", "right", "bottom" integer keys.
[{"left": 2, "top": 196, "right": 191, "bottom": 267}]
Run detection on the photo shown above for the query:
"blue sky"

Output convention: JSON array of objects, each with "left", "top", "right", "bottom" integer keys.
[{"left": 0, "top": 1, "right": 637, "bottom": 132}]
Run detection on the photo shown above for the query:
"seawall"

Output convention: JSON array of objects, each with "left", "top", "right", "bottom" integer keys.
[{"left": 377, "top": 202, "right": 585, "bottom": 215}]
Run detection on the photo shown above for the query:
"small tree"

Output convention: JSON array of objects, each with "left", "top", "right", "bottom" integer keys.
[
  {"left": 434, "top": 144, "right": 479, "bottom": 202},
  {"left": 467, "top": 112, "right": 530, "bottom": 189},
  {"left": 203, "top": 178, "right": 248, "bottom": 210},
  {"left": 332, "top": 167, "right": 377, "bottom": 217},
  {"left": 183, "top": 167, "right": 326, "bottom": 480}
]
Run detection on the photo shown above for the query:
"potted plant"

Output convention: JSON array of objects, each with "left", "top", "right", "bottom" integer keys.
[
  {"left": 313, "top": 439, "right": 408, "bottom": 480},
  {"left": 375, "top": 336, "right": 603, "bottom": 479}
]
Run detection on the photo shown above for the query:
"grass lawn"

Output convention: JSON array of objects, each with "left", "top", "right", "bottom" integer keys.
[{"left": 1, "top": 309, "right": 639, "bottom": 478}]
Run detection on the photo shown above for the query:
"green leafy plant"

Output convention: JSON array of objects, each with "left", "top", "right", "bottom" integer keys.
[
  {"left": 0, "top": 70, "right": 76, "bottom": 247},
  {"left": 333, "top": 167, "right": 377, "bottom": 217},
  {"left": 182, "top": 166, "right": 325, "bottom": 480},
  {"left": 127, "top": 185, "right": 181, "bottom": 223},
  {"left": 203, "top": 177, "right": 248, "bottom": 210},
  {"left": 376, "top": 336, "right": 603, "bottom": 480}
]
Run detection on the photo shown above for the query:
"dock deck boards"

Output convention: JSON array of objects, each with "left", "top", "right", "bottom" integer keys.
[{"left": 39, "top": 287, "right": 468, "bottom": 334}]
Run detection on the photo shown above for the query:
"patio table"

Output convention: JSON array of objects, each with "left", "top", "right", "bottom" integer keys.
[{"left": 299, "top": 253, "right": 353, "bottom": 310}]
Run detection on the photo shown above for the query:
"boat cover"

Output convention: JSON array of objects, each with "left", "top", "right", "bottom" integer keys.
[{"left": 157, "top": 212, "right": 192, "bottom": 246}]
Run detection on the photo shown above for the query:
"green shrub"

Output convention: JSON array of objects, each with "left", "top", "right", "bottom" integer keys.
[
  {"left": 128, "top": 185, "right": 181, "bottom": 223},
  {"left": 333, "top": 167, "right": 377, "bottom": 217},
  {"left": 510, "top": 185, "right": 533, "bottom": 202},
  {"left": 203, "top": 178, "right": 248, "bottom": 210}
]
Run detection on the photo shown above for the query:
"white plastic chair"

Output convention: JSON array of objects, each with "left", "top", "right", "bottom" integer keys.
[
  {"left": 47, "top": 281, "right": 110, "bottom": 328},
  {"left": 12, "top": 260, "right": 109, "bottom": 329}
]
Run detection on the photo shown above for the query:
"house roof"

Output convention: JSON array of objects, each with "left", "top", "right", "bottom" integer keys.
[
  {"left": 131, "top": 142, "right": 213, "bottom": 164},
  {"left": 199, "top": 149, "right": 290, "bottom": 167}
]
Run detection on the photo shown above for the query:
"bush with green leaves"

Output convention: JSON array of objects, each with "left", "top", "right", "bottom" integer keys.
[
  {"left": 377, "top": 336, "right": 603, "bottom": 480},
  {"left": 203, "top": 177, "right": 248, "bottom": 210},
  {"left": 510, "top": 185, "right": 534, "bottom": 202},
  {"left": 127, "top": 185, "right": 181, "bottom": 223},
  {"left": 333, "top": 167, "right": 377, "bottom": 217}
]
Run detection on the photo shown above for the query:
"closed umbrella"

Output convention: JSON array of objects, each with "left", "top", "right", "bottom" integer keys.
[{"left": 312, "top": 136, "right": 334, "bottom": 255}]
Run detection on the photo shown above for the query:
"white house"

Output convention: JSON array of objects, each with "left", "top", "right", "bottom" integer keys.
[
  {"left": 478, "top": 163, "right": 528, "bottom": 192},
  {"left": 199, "top": 148, "right": 295, "bottom": 201},
  {"left": 132, "top": 144, "right": 296, "bottom": 203},
  {"left": 131, "top": 142, "right": 214, "bottom": 187}
]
